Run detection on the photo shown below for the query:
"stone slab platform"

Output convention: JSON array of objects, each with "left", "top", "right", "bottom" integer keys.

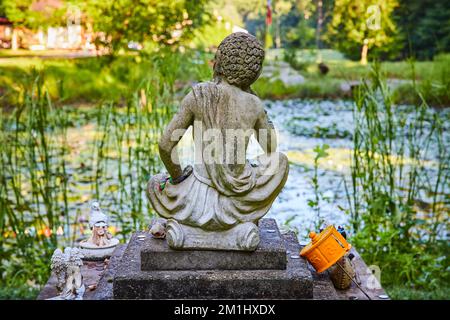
[
  {"left": 37, "top": 236, "right": 389, "bottom": 300},
  {"left": 141, "top": 219, "right": 287, "bottom": 271},
  {"left": 113, "top": 230, "right": 313, "bottom": 299}
]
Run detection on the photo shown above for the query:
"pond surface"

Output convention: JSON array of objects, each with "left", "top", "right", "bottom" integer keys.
[
  {"left": 4, "top": 99, "right": 447, "bottom": 246},
  {"left": 176, "top": 99, "right": 449, "bottom": 241},
  {"left": 265, "top": 100, "right": 448, "bottom": 241},
  {"left": 264, "top": 100, "right": 356, "bottom": 240}
]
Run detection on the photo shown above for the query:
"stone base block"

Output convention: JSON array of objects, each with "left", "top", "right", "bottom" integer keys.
[
  {"left": 141, "top": 219, "right": 287, "bottom": 270},
  {"left": 166, "top": 220, "right": 260, "bottom": 251},
  {"left": 113, "top": 219, "right": 313, "bottom": 299}
]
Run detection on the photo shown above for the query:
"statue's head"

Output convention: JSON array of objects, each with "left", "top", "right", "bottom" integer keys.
[
  {"left": 213, "top": 32, "right": 265, "bottom": 90},
  {"left": 88, "top": 200, "right": 109, "bottom": 229}
]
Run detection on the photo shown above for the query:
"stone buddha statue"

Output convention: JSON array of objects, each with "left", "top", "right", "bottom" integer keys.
[{"left": 147, "top": 32, "right": 289, "bottom": 251}]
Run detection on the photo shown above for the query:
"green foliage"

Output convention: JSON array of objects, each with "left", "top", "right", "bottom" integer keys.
[
  {"left": 394, "top": 0, "right": 450, "bottom": 60},
  {"left": 284, "top": 18, "right": 316, "bottom": 49},
  {"left": 253, "top": 73, "right": 344, "bottom": 100},
  {"left": 387, "top": 283, "right": 450, "bottom": 300},
  {"left": 2, "top": 0, "right": 67, "bottom": 29},
  {"left": 1, "top": 0, "right": 211, "bottom": 53},
  {"left": 326, "top": 0, "right": 402, "bottom": 61},
  {"left": 0, "top": 50, "right": 212, "bottom": 107},
  {"left": 255, "top": 49, "right": 449, "bottom": 106},
  {"left": 191, "top": 20, "right": 232, "bottom": 50},
  {"left": 0, "top": 284, "right": 40, "bottom": 300},
  {"left": 347, "top": 63, "right": 449, "bottom": 298},
  {"left": 82, "top": 0, "right": 210, "bottom": 53},
  {"left": 283, "top": 48, "right": 312, "bottom": 71},
  {"left": 308, "top": 144, "right": 330, "bottom": 229},
  {"left": 0, "top": 51, "right": 211, "bottom": 298},
  {"left": 0, "top": 0, "right": 5, "bottom": 17}
]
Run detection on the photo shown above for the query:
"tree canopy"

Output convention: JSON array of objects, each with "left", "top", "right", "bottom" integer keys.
[
  {"left": 394, "top": 0, "right": 450, "bottom": 59},
  {"left": 82, "top": 0, "right": 210, "bottom": 52},
  {"left": 1, "top": 0, "right": 67, "bottom": 29},
  {"left": 325, "top": 0, "right": 401, "bottom": 60},
  {"left": 0, "top": 0, "right": 448, "bottom": 60}
]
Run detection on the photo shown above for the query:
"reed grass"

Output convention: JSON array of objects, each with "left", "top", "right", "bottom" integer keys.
[
  {"left": 0, "top": 52, "right": 195, "bottom": 298},
  {"left": 346, "top": 63, "right": 449, "bottom": 299}
]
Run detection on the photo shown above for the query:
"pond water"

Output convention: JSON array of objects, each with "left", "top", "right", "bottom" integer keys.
[
  {"left": 176, "top": 99, "right": 449, "bottom": 241},
  {"left": 3, "top": 99, "right": 447, "bottom": 247},
  {"left": 265, "top": 100, "right": 356, "bottom": 240}
]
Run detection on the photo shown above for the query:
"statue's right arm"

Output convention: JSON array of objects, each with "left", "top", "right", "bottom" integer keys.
[
  {"left": 158, "top": 92, "right": 195, "bottom": 180},
  {"left": 254, "top": 107, "right": 277, "bottom": 154}
]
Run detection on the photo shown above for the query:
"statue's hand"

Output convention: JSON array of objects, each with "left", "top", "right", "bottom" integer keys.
[
  {"left": 158, "top": 165, "right": 193, "bottom": 191},
  {"left": 170, "top": 165, "right": 193, "bottom": 185}
]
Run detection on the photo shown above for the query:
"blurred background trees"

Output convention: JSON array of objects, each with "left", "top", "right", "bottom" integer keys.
[
  {"left": 0, "top": 0, "right": 448, "bottom": 61},
  {"left": 81, "top": 0, "right": 210, "bottom": 53},
  {"left": 325, "top": 0, "right": 402, "bottom": 62},
  {"left": 394, "top": 0, "right": 450, "bottom": 60}
]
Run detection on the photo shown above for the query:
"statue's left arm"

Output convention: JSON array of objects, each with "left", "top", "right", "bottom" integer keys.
[{"left": 158, "top": 92, "right": 195, "bottom": 180}]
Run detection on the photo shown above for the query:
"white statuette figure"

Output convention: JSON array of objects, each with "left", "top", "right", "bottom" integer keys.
[
  {"left": 49, "top": 247, "right": 85, "bottom": 300},
  {"left": 79, "top": 201, "right": 119, "bottom": 260}
]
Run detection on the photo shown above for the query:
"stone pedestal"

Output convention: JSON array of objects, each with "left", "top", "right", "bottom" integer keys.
[
  {"left": 141, "top": 219, "right": 287, "bottom": 270},
  {"left": 112, "top": 219, "right": 314, "bottom": 299},
  {"left": 37, "top": 219, "right": 388, "bottom": 300}
]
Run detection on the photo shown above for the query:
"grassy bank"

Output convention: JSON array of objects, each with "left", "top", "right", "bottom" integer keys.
[
  {"left": 253, "top": 49, "right": 449, "bottom": 107},
  {"left": 0, "top": 50, "right": 212, "bottom": 108},
  {"left": 1, "top": 49, "right": 448, "bottom": 108}
]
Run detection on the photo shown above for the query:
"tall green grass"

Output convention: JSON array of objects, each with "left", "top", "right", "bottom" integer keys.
[
  {"left": 346, "top": 64, "right": 449, "bottom": 299},
  {"left": 0, "top": 52, "right": 204, "bottom": 298}
]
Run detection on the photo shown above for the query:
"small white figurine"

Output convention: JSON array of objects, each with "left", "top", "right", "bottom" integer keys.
[
  {"left": 79, "top": 201, "right": 119, "bottom": 260},
  {"left": 88, "top": 201, "right": 113, "bottom": 246},
  {"left": 49, "top": 247, "right": 85, "bottom": 300}
]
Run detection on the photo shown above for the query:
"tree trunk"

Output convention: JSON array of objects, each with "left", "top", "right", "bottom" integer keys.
[
  {"left": 315, "top": 0, "right": 323, "bottom": 62},
  {"left": 361, "top": 40, "right": 369, "bottom": 65},
  {"left": 275, "top": 14, "right": 281, "bottom": 48},
  {"left": 11, "top": 28, "right": 18, "bottom": 50}
]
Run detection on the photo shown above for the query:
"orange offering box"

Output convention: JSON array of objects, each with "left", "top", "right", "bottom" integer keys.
[{"left": 300, "top": 225, "right": 351, "bottom": 273}]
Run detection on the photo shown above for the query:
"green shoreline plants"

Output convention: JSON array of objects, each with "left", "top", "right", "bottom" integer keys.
[
  {"left": 0, "top": 52, "right": 198, "bottom": 298},
  {"left": 346, "top": 64, "right": 449, "bottom": 299}
]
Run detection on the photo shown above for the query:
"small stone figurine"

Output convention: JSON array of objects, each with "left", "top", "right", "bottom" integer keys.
[
  {"left": 148, "top": 218, "right": 167, "bottom": 239},
  {"left": 87, "top": 201, "right": 113, "bottom": 246},
  {"left": 79, "top": 201, "right": 119, "bottom": 260},
  {"left": 50, "top": 248, "right": 66, "bottom": 293},
  {"left": 49, "top": 247, "right": 85, "bottom": 300}
]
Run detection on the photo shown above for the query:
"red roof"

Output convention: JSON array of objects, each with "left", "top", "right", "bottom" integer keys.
[{"left": 0, "top": 17, "right": 12, "bottom": 25}]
